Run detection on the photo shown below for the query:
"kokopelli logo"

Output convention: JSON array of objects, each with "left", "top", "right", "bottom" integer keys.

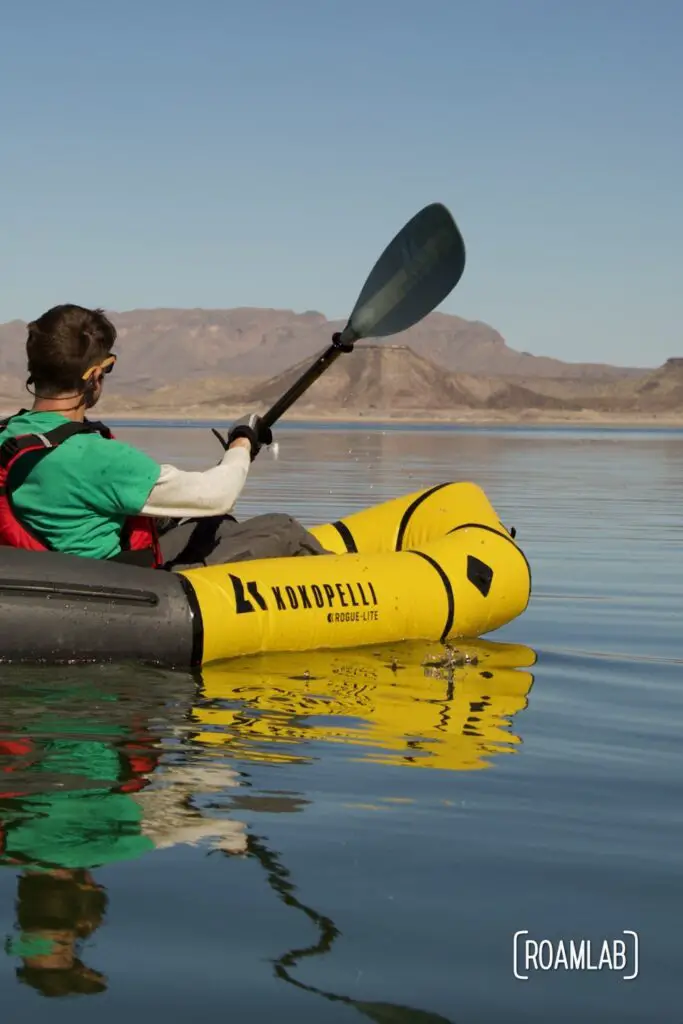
[{"left": 229, "top": 574, "right": 268, "bottom": 614}]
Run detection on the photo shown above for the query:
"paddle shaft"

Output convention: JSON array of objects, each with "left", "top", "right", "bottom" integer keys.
[{"left": 260, "top": 327, "right": 357, "bottom": 430}]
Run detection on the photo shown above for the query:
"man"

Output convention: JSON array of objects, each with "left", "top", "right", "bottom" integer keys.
[{"left": 0, "top": 304, "right": 327, "bottom": 568}]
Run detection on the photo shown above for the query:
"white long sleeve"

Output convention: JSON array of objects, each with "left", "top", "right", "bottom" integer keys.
[{"left": 140, "top": 446, "right": 251, "bottom": 518}]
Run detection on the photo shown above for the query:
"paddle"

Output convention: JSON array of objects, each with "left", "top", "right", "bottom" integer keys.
[
  {"left": 260, "top": 201, "right": 466, "bottom": 429},
  {"left": 212, "top": 202, "right": 465, "bottom": 451}
]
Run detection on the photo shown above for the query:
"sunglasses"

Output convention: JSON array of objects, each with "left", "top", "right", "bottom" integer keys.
[{"left": 82, "top": 354, "right": 117, "bottom": 381}]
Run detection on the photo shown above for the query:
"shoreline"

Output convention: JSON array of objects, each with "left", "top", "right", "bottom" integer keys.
[
  {"left": 2, "top": 404, "right": 681, "bottom": 429},
  {"left": 98, "top": 408, "right": 683, "bottom": 428}
]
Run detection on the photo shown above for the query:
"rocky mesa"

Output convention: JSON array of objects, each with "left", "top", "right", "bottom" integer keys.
[
  {"left": 0, "top": 307, "right": 678, "bottom": 421},
  {"left": 90, "top": 345, "right": 682, "bottom": 423}
]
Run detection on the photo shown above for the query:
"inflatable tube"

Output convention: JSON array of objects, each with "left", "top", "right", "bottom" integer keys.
[
  {"left": 308, "top": 480, "right": 514, "bottom": 554},
  {"left": 193, "top": 638, "right": 537, "bottom": 772},
  {"left": 183, "top": 524, "right": 529, "bottom": 663},
  {"left": 0, "top": 482, "right": 531, "bottom": 667}
]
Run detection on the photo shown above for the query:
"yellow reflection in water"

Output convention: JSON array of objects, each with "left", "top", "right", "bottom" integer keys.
[{"left": 193, "top": 639, "right": 536, "bottom": 772}]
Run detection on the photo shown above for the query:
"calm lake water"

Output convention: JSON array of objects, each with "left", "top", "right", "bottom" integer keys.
[{"left": 0, "top": 422, "right": 681, "bottom": 1022}]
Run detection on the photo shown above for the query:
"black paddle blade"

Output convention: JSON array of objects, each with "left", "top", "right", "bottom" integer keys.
[
  {"left": 259, "top": 201, "right": 466, "bottom": 429},
  {"left": 344, "top": 203, "right": 466, "bottom": 343}
]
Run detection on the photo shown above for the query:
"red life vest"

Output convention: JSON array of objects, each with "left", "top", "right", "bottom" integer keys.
[{"left": 0, "top": 414, "right": 162, "bottom": 568}]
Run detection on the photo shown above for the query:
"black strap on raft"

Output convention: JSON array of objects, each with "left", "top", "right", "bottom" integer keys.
[{"left": 109, "top": 549, "right": 157, "bottom": 568}]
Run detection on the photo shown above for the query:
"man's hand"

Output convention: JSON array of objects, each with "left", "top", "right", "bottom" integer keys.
[{"left": 225, "top": 413, "right": 273, "bottom": 461}]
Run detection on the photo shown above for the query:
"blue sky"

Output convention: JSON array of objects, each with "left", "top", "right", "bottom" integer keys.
[{"left": 2, "top": 0, "right": 681, "bottom": 367}]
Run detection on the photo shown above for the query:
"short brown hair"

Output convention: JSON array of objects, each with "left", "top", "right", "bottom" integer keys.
[{"left": 26, "top": 304, "right": 116, "bottom": 395}]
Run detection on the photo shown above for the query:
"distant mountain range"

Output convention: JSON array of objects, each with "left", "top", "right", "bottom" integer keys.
[
  {"left": 127, "top": 345, "right": 681, "bottom": 419},
  {"left": 0, "top": 307, "right": 678, "bottom": 420}
]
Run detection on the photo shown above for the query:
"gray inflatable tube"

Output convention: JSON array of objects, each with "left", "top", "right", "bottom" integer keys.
[{"left": 0, "top": 549, "right": 199, "bottom": 667}]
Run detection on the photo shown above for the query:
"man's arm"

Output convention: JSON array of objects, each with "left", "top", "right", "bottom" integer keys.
[{"left": 140, "top": 439, "right": 252, "bottom": 518}]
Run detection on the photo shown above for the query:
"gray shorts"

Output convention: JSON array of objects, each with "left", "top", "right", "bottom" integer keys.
[{"left": 158, "top": 513, "right": 329, "bottom": 570}]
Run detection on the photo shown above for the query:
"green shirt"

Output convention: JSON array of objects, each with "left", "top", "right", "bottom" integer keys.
[
  {"left": 2, "top": 411, "right": 161, "bottom": 559},
  {"left": 1, "top": 782, "right": 156, "bottom": 870},
  {"left": 0, "top": 732, "right": 155, "bottom": 870}
]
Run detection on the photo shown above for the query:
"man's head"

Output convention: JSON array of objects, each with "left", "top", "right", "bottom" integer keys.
[
  {"left": 11, "top": 868, "right": 109, "bottom": 998},
  {"left": 26, "top": 304, "right": 117, "bottom": 407}
]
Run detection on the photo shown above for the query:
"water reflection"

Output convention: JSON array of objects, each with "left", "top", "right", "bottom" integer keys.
[
  {"left": 0, "top": 668, "right": 196, "bottom": 997},
  {"left": 7, "top": 868, "right": 108, "bottom": 997},
  {"left": 0, "top": 639, "right": 535, "bottom": 1014},
  {"left": 193, "top": 640, "right": 536, "bottom": 772},
  {"left": 247, "top": 834, "right": 455, "bottom": 1024}
]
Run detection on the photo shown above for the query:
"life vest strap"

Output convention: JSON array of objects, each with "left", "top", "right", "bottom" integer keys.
[
  {"left": 0, "top": 420, "right": 99, "bottom": 468},
  {"left": 0, "top": 414, "right": 162, "bottom": 567}
]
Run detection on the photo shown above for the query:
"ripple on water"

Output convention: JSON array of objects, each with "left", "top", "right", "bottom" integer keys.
[{"left": 0, "top": 424, "right": 681, "bottom": 1022}]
